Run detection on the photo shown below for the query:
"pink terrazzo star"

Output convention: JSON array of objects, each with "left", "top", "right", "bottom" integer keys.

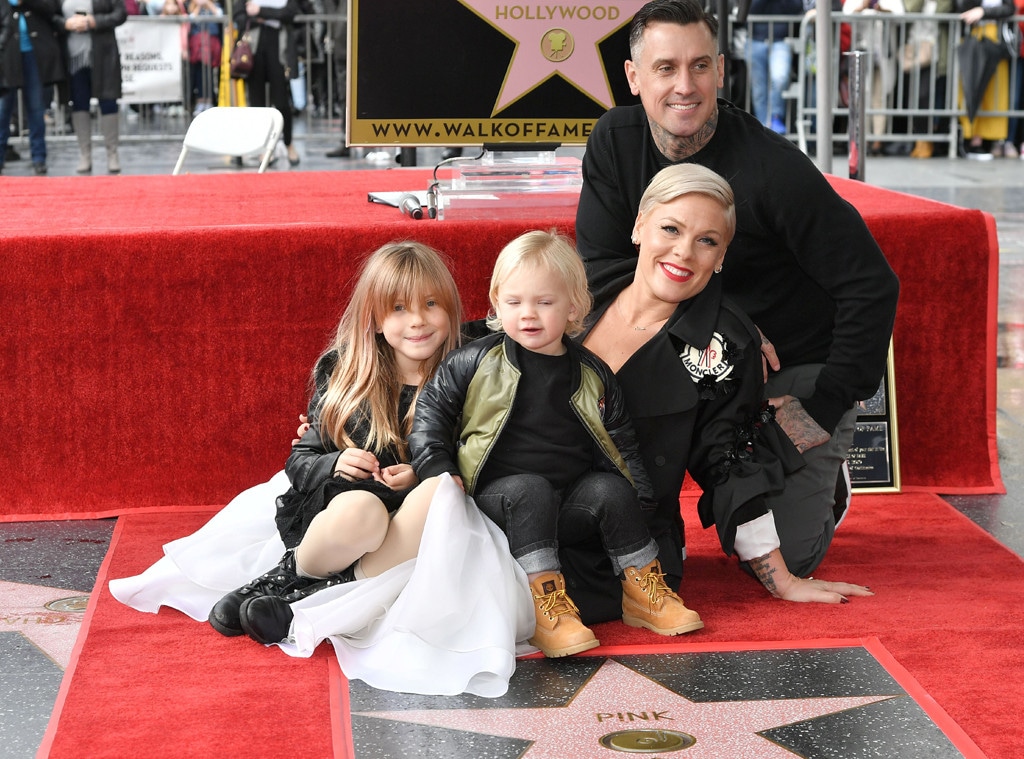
[
  {"left": 457, "top": 1, "right": 648, "bottom": 111},
  {"left": 358, "top": 658, "right": 893, "bottom": 758},
  {"left": 0, "top": 580, "right": 89, "bottom": 669}
]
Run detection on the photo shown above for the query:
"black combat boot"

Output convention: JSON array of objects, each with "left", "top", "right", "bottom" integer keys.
[
  {"left": 238, "top": 565, "right": 357, "bottom": 644},
  {"left": 207, "top": 550, "right": 317, "bottom": 637}
]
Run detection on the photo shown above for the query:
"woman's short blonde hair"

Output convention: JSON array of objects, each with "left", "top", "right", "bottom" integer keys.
[
  {"left": 638, "top": 164, "right": 737, "bottom": 243},
  {"left": 487, "top": 230, "right": 592, "bottom": 337}
]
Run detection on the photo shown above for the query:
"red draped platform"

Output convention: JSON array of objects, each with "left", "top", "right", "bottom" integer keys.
[{"left": 0, "top": 169, "right": 1002, "bottom": 520}]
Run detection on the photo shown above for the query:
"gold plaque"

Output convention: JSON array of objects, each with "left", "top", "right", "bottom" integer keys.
[
  {"left": 45, "top": 595, "right": 90, "bottom": 612},
  {"left": 599, "top": 729, "right": 697, "bottom": 753}
]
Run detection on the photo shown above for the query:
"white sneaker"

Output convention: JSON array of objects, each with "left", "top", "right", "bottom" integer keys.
[{"left": 966, "top": 151, "right": 994, "bottom": 161}]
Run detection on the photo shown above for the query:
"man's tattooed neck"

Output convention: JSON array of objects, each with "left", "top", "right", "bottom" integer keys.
[{"left": 652, "top": 111, "right": 718, "bottom": 161}]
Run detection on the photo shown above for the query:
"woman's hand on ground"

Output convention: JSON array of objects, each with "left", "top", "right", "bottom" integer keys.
[
  {"left": 748, "top": 549, "right": 874, "bottom": 604},
  {"left": 774, "top": 576, "right": 875, "bottom": 603}
]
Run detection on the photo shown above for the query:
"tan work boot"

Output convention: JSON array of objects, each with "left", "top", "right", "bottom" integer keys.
[
  {"left": 621, "top": 559, "right": 704, "bottom": 636},
  {"left": 910, "top": 140, "right": 933, "bottom": 159},
  {"left": 528, "top": 572, "right": 599, "bottom": 657}
]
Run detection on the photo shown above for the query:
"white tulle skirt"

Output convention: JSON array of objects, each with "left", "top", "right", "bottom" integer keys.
[{"left": 109, "top": 473, "right": 536, "bottom": 698}]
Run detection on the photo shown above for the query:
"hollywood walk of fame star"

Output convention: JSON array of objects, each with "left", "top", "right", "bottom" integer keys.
[
  {"left": 0, "top": 580, "right": 88, "bottom": 669},
  {"left": 457, "top": 0, "right": 649, "bottom": 112},
  {"left": 356, "top": 658, "right": 894, "bottom": 758}
]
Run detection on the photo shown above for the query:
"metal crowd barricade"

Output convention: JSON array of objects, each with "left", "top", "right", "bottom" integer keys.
[
  {"left": 739, "top": 12, "right": 1024, "bottom": 159},
  {"left": 18, "top": 11, "right": 1023, "bottom": 154},
  {"left": 116, "top": 12, "right": 346, "bottom": 141}
]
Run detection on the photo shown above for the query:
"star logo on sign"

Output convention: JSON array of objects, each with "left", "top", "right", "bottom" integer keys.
[
  {"left": 457, "top": 1, "right": 649, "bottom": 112},
  {"left": 356, "top": 658, "right": 894, "bottom": 757}
]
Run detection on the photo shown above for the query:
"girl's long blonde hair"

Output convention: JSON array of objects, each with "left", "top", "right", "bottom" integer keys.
[{"left": 317, "top": 241, "right": 462, "bottom": 458}]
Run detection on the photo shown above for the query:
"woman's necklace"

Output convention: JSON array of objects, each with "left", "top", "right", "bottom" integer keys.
[{"left": 614, "top": 295, "right": 669, "bottom": 332}]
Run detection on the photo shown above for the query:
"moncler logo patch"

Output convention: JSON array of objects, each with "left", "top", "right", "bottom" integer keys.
[{"left": 679, "top": 332, "right": 734, "bottom": 384}]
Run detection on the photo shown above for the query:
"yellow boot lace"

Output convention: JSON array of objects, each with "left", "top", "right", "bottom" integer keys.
[
  {"left": 636, "top": 566, "right": 676, "bottom": 610},
  {"left": 534, "top": 586, "right": 582, "bottom": 619}
]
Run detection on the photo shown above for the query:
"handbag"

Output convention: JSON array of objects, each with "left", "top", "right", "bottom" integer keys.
[{"left": 229, "top": 26, "right": 254, "bottom": 79}]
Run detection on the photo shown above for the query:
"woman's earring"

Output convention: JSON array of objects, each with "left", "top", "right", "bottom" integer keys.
[
  {"left": 631, "top": 236, "right": 640, "bottom": 253},
  {"left": 714, "top": 264, "right": 723, "bottom": 274}
]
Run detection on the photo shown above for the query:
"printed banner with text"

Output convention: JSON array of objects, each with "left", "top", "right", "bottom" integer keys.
[{"left": 117, "top": 18, "right": 184, "bottom": 105}]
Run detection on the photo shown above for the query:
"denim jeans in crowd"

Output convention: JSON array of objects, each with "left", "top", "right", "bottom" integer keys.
[
  {"left": 0, "top": 50, "right": 47, "bottom": 166},
  {"left": 474, "top": 471, "right": 657, "bottom": 576},
  {"left": 748, "top": 37, "right": 793, "bottom": 128},
  {"left": 69, "top": 67, "right": 118, "bottom": 115}
]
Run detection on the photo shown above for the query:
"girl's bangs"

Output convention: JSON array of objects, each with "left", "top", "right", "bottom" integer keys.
[{"left": 372, "top": 259, "right": 456, "bottom": 321}]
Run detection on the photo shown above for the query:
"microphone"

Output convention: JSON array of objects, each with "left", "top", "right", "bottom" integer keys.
[
  {"left": 399, "top": 193, "right": 423, "bottom": 220},
  {"left": 426, "top": 185, "right": 438, "bottom": 219}
]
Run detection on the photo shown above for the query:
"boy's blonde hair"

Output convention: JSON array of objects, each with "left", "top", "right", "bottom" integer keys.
[
  {"left": 486, "top": 230, "right": 592, "bottom": 337},
  {"left": 638, "top": 163, "right": 737, "bottom": 243},
  {"left": 318, "top": 241, "right": 462, "bottom": 458}
]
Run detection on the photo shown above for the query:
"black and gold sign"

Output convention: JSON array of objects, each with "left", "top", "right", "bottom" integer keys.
[
  {"left": 348, "top": 1, "right": 647, "bottom": 146},
  {"left": 850, "top": 339, "right": 901, "bottom": 492}
]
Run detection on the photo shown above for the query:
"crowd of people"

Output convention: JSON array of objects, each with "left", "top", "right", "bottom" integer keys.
[
  {"left": 0, "top": 0, "right": 126, "bottom": 174},
  {"left": 108, "top": 0, "right": 898, "bottom": 698},
  {"left": 0, "top": 0, "right": 352, "bottom": 172}
]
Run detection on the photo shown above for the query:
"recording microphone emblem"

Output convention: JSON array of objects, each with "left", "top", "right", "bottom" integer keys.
[{"left": 399, "top": 193, "right": 423, "bottom": 220}]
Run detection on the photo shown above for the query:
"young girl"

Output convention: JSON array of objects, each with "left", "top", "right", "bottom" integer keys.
[
  {"left": 111, "top": 242, "right": 533, "bottom": 697},
  {"left": 409, "top": 231, "right": 704, "bottom": 659},
  {"left": 206, "top": 240, "right": 462, "bottom": 640}
]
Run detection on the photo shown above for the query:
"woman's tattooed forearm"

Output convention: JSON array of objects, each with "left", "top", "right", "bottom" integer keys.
[{"left": 749, "top": 553, "right": 779, "bottom": 596}]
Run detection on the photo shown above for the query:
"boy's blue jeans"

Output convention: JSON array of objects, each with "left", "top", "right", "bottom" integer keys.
[{"left": 474, "top": 471, "right": 657, "bottom": 577}]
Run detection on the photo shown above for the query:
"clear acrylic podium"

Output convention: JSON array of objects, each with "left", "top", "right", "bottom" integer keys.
[{"left": 434, "top": 148, "right": 582, "bottom": 220}]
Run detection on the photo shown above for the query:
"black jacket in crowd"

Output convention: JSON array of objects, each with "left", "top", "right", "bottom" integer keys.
[{"left": 1, "top": 0, "right": 65, "bottom": 89}]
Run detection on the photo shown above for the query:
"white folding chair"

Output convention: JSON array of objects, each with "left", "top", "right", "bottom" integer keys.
[{"left": 172, "top": 107, "right": 284, "bottom": 175}]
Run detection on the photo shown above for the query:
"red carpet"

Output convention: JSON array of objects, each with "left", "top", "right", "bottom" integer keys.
[
  {"left": 40, "top": 492, "right": 1023, "bottom": 759},
  {"left": 38, "top": 508, "right": 340, "bottom": 759},
  {"left": 0, "top": 171, "right": 1002, "bottom": 523}
]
